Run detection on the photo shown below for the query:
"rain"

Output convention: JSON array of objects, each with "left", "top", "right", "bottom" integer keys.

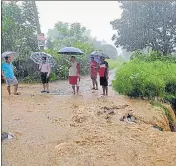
[{"left": 1, "top": 1, "right": 176, "bottom": 166}]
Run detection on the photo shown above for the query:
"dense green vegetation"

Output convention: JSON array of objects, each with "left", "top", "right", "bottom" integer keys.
[{"left": 112, "top": 52, "right": 176, "bottom": 106}]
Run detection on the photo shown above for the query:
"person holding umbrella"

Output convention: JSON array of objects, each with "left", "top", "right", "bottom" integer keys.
[
  {"left": 58, "top": 46, "right": 84, "bottom": 95},
  {"left": 30, "top": 52, "right": 56, "bottom": 93},
  {"left": 39, "top": 56, "right": 51, "bottom": 93},
  {"left": 69, "top": 56, "right": 80, "bottom": 95},
  {"left": 1, "top": 56, "right": 19, "bottom": 95},
  {"left": 90, "top": 57, "right": 98, "bottom": 90},
  {"left": 99, "top": 56, "right": 109, "bottom": 96}
]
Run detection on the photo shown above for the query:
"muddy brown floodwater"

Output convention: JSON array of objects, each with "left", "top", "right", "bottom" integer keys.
[{"left": 2, "top": 74, "right": 176, "bottom": 166}]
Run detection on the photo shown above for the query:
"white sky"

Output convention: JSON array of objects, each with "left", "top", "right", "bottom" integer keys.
[{"left": 36, "top": 1, "right": 122, "bottom": 46}]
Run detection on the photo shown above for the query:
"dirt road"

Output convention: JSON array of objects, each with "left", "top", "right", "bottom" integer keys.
[{"left": 2, "top": 74, "right": 176, "bottom": 166}]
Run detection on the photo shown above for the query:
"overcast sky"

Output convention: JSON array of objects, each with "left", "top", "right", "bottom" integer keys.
[{"left": 36, "top": 1, "right": 122, "bottom": 46}]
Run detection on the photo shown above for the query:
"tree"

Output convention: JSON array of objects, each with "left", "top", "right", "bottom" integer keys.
[
  {"left": 100, "top": 44, "right": 118, "bottom": 59},
  {"left": 110, "top": 1, "right": 176, "bottom": 55},
  {"left": 47, "top": 21, "right": 104, "bottom": 51},
  {"left": 2, "top": 1, "right": 39, "bottom": 80},
  {"left": 1, "top": 1, "right": 38, "bottom": 53}
]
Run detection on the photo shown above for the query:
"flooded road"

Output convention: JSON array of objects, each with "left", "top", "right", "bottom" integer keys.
[{"left": 2, "top": 73, "right": 176, "bottom": 166}]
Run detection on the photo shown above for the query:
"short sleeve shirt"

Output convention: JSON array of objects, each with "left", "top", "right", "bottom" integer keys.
[
  {"left": 90, "top": 61, "right": 98, "bottom": 77},
  {"left": 100, "top": 61, "right": 109, "bottom": 77},
  {"left": 2, "top": 62, "right": 15, "bottom": 79},
  {"left": 69, "top": 61, "right": 80, "bottom": 76}
]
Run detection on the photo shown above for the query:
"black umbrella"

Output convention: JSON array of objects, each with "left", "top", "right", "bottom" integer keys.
[{"left": 57, "top": 47, "right": 84, "bottom": 55}]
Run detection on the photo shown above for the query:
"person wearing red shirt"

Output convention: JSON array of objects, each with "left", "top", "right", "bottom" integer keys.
[
  {"left": 90, "top": 57, "right": 98, "bottom": 90},
  {"left": 99, "top": 57, "right": 109, "bottom": 96}
]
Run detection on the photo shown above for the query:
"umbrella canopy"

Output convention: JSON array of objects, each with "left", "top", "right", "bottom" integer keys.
[
  {"left": 90, "top": 50, "right": 109, "bottom": 58},
  {"left": 30, "top": 52, "right": 56, "bottom": 67},
  {"left": 1, "top": 51, "right": 18, "bottom": 61},
  {"left": 57, "top": 47, "right": 84, "bottom": 55},
  {"left": 88, "top": 50, "right": 109, "bottom": 64},
  {"left": 88, "top": 54, "right": 101, "bottom": 64}
]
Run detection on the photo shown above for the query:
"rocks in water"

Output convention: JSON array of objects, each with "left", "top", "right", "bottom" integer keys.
[
  {"left": 120, "top": 113, "right": 136, "bottom": 124},
  {"left": 1, "top": 132, "right": 14, "bottom": 141}
]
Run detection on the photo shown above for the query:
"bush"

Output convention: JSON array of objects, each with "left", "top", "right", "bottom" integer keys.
[
  {"left": 112, "top": 52, "right": 176, "bottom": 100},
  {"left": 131, "top": 50, "right": 176, "bottom": 63}
]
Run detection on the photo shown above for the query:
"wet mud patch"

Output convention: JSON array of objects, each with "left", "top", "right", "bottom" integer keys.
[
  {"left": 97, "top": 104, "right": 134, "bottom": 123},
  {"left": 120, "top": 113, "right": 137, "bottom": 124}
]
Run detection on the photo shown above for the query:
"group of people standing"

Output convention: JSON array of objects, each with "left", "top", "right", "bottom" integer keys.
[
  {"left": 66, "top": 55, "right": 109, "bottom": 96},
  {"left": 2, "top": 55, "right": 109, "bottom": 96},
  {"left": 90, "top": 56, "right": 109, "bottom": 96},
  {"left": 67, "top": 55, "right": 109, "bottom": 96}
]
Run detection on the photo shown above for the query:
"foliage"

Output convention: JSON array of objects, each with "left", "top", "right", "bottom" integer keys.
[
  {"left": 1, "top": 1, "right": 39, "bottom": 83},
  {"left": 2, "top": 1, "right": 38, "bottom": 53},
  {"left": 106, "top": 59, "right": 122, "bottom": 70},
  {"left": 47, "top": 21, "right": 89, "bottom": 50},
  {"left": 110, "top": 1, "right": 176, "bottom": 55},
  {"left": 131, "top": 50, "right": 176, "bottom": 63},
  {"left": 112, "top": 53, "right": 176, "bottom": 100}
]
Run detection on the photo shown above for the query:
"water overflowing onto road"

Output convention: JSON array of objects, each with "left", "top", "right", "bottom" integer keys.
[{"left": 2, "top": 72, "right": 176, "bottom": 166}]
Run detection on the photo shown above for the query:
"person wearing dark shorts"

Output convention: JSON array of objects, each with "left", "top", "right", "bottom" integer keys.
[
  {"left": 39, "top": 57, "right": 51, "bottom": 93},
  {"left": 41, "top": 72, "right": 49, "bottom": 84},
  {"left": 99, "top": 57, "right": 109, "bottom": 96}
]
